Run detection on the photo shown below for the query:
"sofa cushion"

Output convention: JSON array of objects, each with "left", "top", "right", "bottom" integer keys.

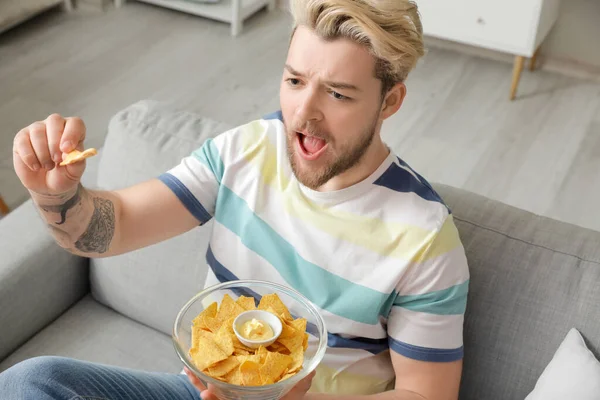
[
  {"left": 0, "top": 295, "right": 181, "bottom": 373},
  {"left": 90, "top": 100, "right": 233, "bottom": 337},
  {"left": 524, "top": 328, "right": 600, "bottom": 400},
  {"left": 433, "top": 183, "right": 600, "bottom": 400}
]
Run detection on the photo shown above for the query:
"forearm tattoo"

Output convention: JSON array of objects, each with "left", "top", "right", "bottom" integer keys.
[
  {"left": 40, "top": 185, "right": 82, "bottom": 225},
  {"left": 47, "top": 223, "right": 71, "bottom": 249},
  {"left": 74, "top": 197, "right": 115, "bottom": 254}
]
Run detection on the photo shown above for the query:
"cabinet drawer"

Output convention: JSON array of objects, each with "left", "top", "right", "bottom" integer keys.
[{"left": 417, "top": 0, "right": 541, "bottom": 55}]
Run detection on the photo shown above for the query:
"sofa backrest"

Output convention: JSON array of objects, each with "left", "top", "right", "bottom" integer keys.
[
  {"left": 435, "top": 183, "right": 600, "bottom": 400},
  {"left": 90, "top": 100, "right": 232, "bottom": 336},
  {"left": 93, "top": 101, "right": 600, "bottom": 400}
]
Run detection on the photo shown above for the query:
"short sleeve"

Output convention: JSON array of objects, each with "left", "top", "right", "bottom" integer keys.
[
  {"left": 387, "top": 214, "right": 470, "bottom": 362},
  {"left": 158, "top": 137, "right": 225, "bottom": 225}
]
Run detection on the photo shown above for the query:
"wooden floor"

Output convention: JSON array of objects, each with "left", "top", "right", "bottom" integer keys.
[{"left": 1, "top": 2, "right": 600, "bottom": 232}]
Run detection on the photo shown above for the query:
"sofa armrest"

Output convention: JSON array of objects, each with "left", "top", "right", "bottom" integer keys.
[{"left": 0, "top": 199, "right": 90, "bottom": 362}]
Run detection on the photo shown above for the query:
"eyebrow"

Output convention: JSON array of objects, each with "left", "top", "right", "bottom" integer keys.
[{"left": 284, "top": 64, "right": 361, "bottom": 92}]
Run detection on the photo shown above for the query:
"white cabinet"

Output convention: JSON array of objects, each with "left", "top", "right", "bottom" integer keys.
[
  {"left": 117, "top": 0, "right": 276, "bottom": 37},
  {"left": 417, "top": 0, "right": 561, "bottom": 99}
]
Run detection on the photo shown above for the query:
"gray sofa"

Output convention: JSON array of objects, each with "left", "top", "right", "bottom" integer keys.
[{"left": 1, "top": 100, "right": 599, "bottom": 400}]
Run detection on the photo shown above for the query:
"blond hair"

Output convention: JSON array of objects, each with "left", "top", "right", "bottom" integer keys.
[{"left": 289, "top": 0, "right": 425, "bottom": 95}]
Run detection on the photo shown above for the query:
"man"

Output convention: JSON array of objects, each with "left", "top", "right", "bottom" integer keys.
[{"left": 1, "top": 0, "right": 469, "bottom": 399}]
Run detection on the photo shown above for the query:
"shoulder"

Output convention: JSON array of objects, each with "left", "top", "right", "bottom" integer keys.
[
  {"left": 214, "top": 113, "right": 282, "bottom": 145},
  {"left": 207, "top": 113, "right": 284, "bottom": 164},
  {"left": 373, "top": 155, "right": 450, "bottom": 230}
]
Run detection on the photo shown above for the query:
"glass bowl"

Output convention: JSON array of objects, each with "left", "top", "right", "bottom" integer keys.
[{"left": 172, "top": 280, "right": 328, "bottom": 400}]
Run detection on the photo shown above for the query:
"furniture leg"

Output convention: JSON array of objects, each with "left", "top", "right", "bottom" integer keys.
[
  {"left": 510, "top": 55, "right": 525, "bottom": 101},
  {"left": 231, "top": 0, "right": 242, "bottom": 36},
  {"left": 530, "top": 47, "right": 540, "bottom": 71},
  {"left": 0, "top": 196, "right": 9, "bottom": 216}
]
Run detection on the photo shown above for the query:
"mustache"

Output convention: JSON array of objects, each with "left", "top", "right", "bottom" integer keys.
[{"left": 288, "top": 122, "right": 330, "bottom": 140}]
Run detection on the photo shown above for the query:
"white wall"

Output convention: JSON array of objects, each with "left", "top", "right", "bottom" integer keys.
[{"left": 540, "top": 0, "right": 600, "bottom": 74}]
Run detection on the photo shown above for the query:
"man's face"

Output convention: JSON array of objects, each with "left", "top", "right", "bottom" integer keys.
[{"left": 280, "top": 26, "right": 385, "bottom": 190}]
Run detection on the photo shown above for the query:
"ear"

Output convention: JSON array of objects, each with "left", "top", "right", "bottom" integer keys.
[{"left": 380, "top": 82, "right": 407, "bottom": 120}]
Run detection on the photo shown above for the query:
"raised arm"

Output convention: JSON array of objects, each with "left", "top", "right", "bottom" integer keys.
[{"left": 13, "top": 114, "right": 200, "bottom": 258}]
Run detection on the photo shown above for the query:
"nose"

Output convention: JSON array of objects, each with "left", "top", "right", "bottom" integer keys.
[{"left": 295, "top": 88, "right": 324, "bottom": 123}]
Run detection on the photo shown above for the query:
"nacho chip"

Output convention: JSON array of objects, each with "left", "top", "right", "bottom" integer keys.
[
  {"left": 189, "top": 291, "right": 309, "bottom": 387},
  {"left": 194, "top": 302, "right": 218, "bottom": 323},
  {"left": 223, "top": 367, "right": 245, "bottom": 385},
  {"left": 216, "top": 294, "right": 246, "bottom": 323},
  {"left": 236, "top": 296, "right": 256, "bottom": 311},
  {"left": 278, "top": 334, "right": 304, "bottom": 353},
  {"left": 261, "top": 373, "right": 275, "bottom": 385},
  {"left": 232, "top": 335, "right": 254, "bottom": 354},
  {"left": 236, "top": 354, "right": 261, "bottom": 364},
  {"left": 191, "top": 326, "right": 202, "bottom": 350},
  {"left": 191, "top": 327, "right": 216, "bottom": 350},
  {"left": 193, "top": 302, "right": 217, "bottom": 326},
  {"left": 207, "top": 356, "right": 240, "bottom": 377},
  {"left": 259, "top": 351, "right": 293, "bottom": 382},
  {"left": 239, "top": 360, "right": 262, "bottom": 386},
  {"left": 215, "top": 325, "right": 235, "bottom": 355},
  {"left": 202, "top": 316, "right": 221, "bottom": 333},
  {"left": 288, "top": 346, "right": 304, "bottom": 373},
  {"left": 221, "top": 316, "right": 237, "bottom": 335},
  {"left": 258, "top": 294, "right": 292, "bottom": 321},
  {"left": 192, "top": 302, "right": 218, "bottom": 338},
  {"left": 279, "top": 320, "right": 299, "bottom": 339},
  {"left": 267, "top": 342, "right": 290, "bottom": 354},
  {"left": 289, "top": 318, "right": 307, "bottom": 333},
  {"left": 233, "top": 346, "right": 251, "bottom": 356},
  {"left": 257, "top": 345, "right": 269, "bottom": 363},
  {"left": 189, "top": 341, "right": 228, "bottom": 371},
  {"left": 279, "top": 371, "right": 296, "bottom": 382},
  {"left": 60, "top": 148, "right": 97, "bottom": 166}
]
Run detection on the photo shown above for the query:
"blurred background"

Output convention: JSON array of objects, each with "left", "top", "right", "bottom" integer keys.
[{"left": 1, "top": 0, "right": 599, "bottom": 231}]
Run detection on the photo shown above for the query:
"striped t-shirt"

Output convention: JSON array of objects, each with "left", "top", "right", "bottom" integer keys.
[{"left": 159, "top": 111, "right": 470, "bottom": 395}]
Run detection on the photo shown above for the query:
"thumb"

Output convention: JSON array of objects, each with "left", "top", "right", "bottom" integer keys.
[{"left": 58, "top": 138, "right": 88, "bottom": 182}]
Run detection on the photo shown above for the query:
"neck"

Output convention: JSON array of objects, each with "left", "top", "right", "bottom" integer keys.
[{"left": 317, "top": 136, "right": 390, "bottom": 192}]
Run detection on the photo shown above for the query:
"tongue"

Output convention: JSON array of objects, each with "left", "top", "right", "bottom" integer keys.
[{"left": 302, "top": 135, "right": 326, "bottom": 154}]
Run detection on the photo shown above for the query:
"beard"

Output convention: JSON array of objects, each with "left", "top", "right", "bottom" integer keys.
[{"left": 285, "top": 116, "right": 378, "bottom": 190}]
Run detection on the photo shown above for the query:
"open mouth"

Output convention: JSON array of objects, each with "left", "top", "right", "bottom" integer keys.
[{"left": 295, "top": 131, "right": 328, "bottom": 161}]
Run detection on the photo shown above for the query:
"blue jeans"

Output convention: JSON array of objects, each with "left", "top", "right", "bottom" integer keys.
[{"left": 0, "top": 356, "right": 202, "bottom": 400}]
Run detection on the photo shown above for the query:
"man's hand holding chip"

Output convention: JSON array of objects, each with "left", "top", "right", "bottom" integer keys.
[
  {"left": 184, "top": 367, "right": 316, "bottom": 400},
  {"left": 13, "top": 113, "right": 89, "bottom": 196}
]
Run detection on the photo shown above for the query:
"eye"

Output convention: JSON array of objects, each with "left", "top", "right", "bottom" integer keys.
[
  {"left": 287, "top": 78, "right": 301, "bottom": 86},
  {"left": 331, "top": 91, "right": 349, "bottom": 101}
]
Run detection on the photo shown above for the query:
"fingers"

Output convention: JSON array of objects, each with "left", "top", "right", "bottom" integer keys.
[
  {"left": 61, "top": 116, "right": 86, "bottom": 153},
  {"left": 57, "top": 116, "right": 86, "bottom": 179},
  {"left": 184, "top": 367, "right": 205, "bottom": 389},
  {"left": 295, "top": 370, "right": 316, "bottom": 392},
  {"left": 201, "top": 390, "right": 220, "bottom": 400},
  {"left": 29, "top": 122, "right": 55, "bottom": 171},
  {"left": 14, "top": 128, "right": 41, "bottom": 171},
  {"left": 184, "top": 367, "right": 219, "bottom": 400},
  {"left": 45, "top": 113, "right": 66, "bottom": 164},
  {"left": 13, "top": 114, "right": 85, "bottom": 173}
]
